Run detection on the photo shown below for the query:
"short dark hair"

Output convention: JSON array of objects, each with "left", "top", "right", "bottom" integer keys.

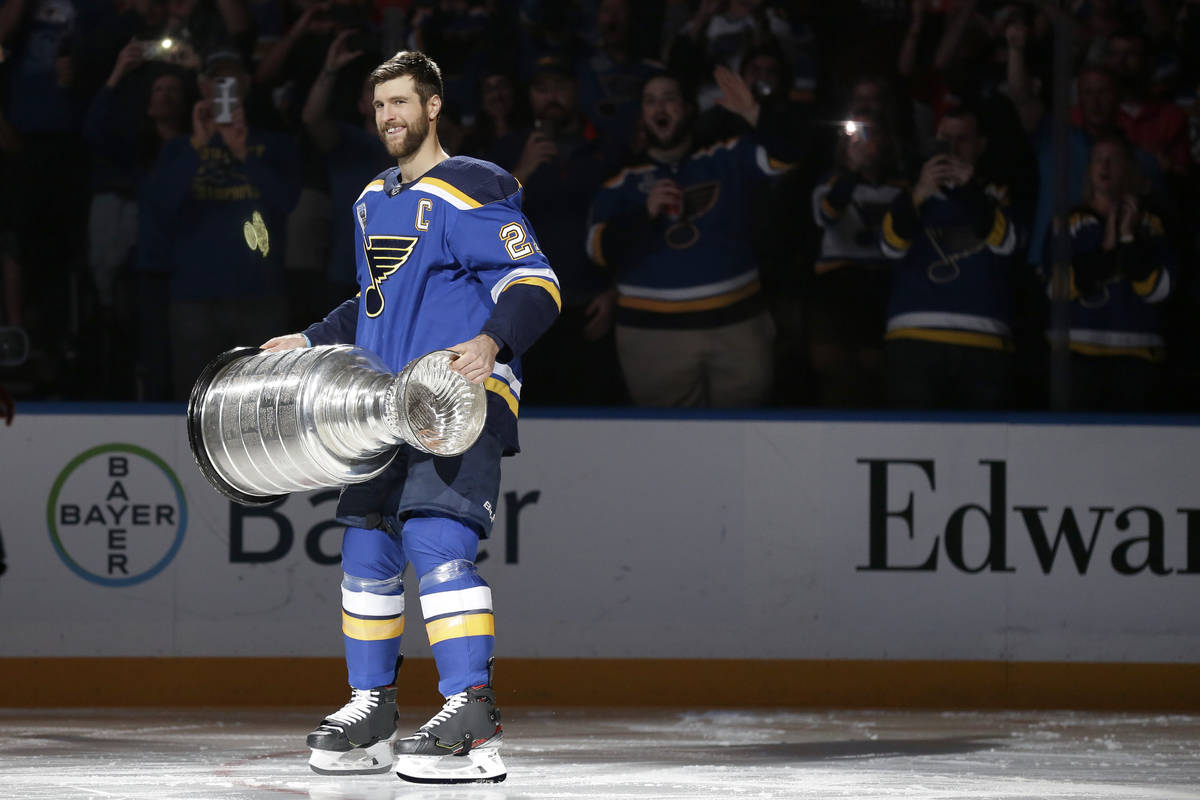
[{"left": 369, "top": 51, "right": 444, "bottom": 105}]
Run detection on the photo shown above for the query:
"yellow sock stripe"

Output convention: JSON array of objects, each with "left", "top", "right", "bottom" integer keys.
[
  {"left": 1067, "top": 342, "right": 1164, "bottom": 362},
  {"left": 985, "top": 210, "right": 1008, "bottom": 248},
  {"left": 1131, "top": 268, "right": 1161, "bottom": 297},
  {"left": 882, "top": 212, "right": 910, "bottom": 251},
  {"left": 341, "top": 612, "right": 405, "bottom": 641},
  {"left": 426, "top": 612, "right": 495, "bottom": 646},
  {"left": 504, "top": 276, "right": 562, "bottom": 311},
  {"left": 485, "top": 377, "right": 519, "bottom": 418}
]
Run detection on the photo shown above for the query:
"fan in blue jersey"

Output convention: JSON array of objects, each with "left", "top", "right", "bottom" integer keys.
[{"left": 261, "top": 51, "right": 560, "bottom": 784}]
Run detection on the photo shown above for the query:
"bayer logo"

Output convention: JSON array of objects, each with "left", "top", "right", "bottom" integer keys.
[{"left": 47, "top": 444, "right": 188, "bottom": 587}]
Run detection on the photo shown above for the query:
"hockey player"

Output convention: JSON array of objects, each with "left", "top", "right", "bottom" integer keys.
[{"left": 261, "top": 50, "right": 560, "bottom": 783}]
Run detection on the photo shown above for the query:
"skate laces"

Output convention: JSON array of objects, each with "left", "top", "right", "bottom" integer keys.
[
  {"left": 325, "top": 688, "right": 380, "bottom": 728},
  {"left": 419, "top": 691, "right": 469, "bottom": 731}
]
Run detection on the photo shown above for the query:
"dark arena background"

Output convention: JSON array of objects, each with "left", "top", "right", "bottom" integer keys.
[{"left": 1, "top": 0, "right": 1198, "bottom": 797}]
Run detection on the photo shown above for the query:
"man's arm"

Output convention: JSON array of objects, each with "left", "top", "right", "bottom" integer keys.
[{"left": 262, "top": 295, "right": 359, "bottom": 351}]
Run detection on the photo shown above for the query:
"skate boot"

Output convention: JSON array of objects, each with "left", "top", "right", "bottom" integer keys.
[
  {"left": 306, "top": 686, "right": 398, "bottom": 775},
  {"left": 393, "top": 683, "right": 505, "bottom": 784}
]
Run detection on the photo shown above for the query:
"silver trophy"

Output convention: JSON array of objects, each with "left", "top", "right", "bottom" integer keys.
[{"left": 187, "top": 345, "right": 487, "bottom": 505}]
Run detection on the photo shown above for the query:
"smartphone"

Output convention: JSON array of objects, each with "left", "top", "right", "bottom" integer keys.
[{"left": 213, "top": 77, "right": 238, "bottom": 124}]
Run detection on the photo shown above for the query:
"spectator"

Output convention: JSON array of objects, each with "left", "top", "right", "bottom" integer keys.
[
  {"left": 491, "top": 55, "right": 625, "bottom": 405},
  {"left": 85, "top": 40, "right": 196, "bottom": 309},
  {"left": 586, "top": 68, "right": 794, "bottom": 408},
  {"left": 299, "top": 28, "right": 389, "bottom": 295},
  {"left": 576, "top": 0, "right": 661, "bottom": 147},
  {"left": 880, "top": 106, "right": 1019, "bottom": 409},
  {"left": 1012, "top": 59, "right": 1167, "bottom": 268},
  {"left": 1106, "top": 28, "right": 1191, "bottom": 174},
  {"left": 809, "top": 108, "right": 904, "bottom": 408},
  {"left": 457, "top": 69, "right": 526, "bottom": 160},
  {"left": 1050, "top": 135, "right": 1174, "bottom": 411},
  {"left": 138, "top": 51, "right": 300, "bottom": 399}
]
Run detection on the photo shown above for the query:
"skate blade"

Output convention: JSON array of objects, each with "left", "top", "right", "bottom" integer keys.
[
  {"left": 395, "top": 746, "right": 506, "bottom": 784},
  {"left": 309, "top": 737, "right": 395, "bottom": 775}
]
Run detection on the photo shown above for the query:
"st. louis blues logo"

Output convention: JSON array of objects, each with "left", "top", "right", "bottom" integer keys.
[{"left": 363, "top": 235, "right": 419, "bottom": 318}]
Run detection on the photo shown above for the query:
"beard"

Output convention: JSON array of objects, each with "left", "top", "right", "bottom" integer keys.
[
  {"left": 380, "top": 113, "right": 430, "bottom": 159},
  {"left": 646, "top": 120, "right": 687, "bottom": 151}
]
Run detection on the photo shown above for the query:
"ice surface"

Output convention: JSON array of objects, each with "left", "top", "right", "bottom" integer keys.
[{"left": 0, "top": 708, "right": 1197, "bottom": 799}]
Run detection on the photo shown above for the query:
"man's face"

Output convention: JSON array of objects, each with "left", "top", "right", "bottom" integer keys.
[
  {"left": 1078, "top": 70, "right": 1118, "bottom": 131},
  {"left": 147, "top": 73, "right": 183, "bottom": 121},
  {"left": 742, "top": 54, "right": 782, "bottom": 97},
  {"left": 936, "top": 114, "right": 986, "bottom": 166},
  {"left": 596, "top": 0, "right": 629, "bottom": 47},
  {"left": 1106, "top": 35, "right": 1144, "bottom": 83},
  {"left": 641, "top": 76, "right": 688, "bottom": 149},
  {"left": 529, "top": 74, "right": 575, "bottom": 125},
  {"left": 374, "top": 75, "right": 432, "bottom": 159},
  {"left": 481, "top": 74, "right": 513, "bottom": 119},
  {"left": 1089, "top": 140, "right": 1128, "bottom": 198}
]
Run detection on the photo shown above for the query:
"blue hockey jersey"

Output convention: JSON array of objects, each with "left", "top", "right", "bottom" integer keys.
[
  {"left": 1048, "top": 207, "right": 1174, "bottom": 360},
  {"left": 304, "top": 156, "right": 561, "bottom": 454},
  {"left": 880, "top": 182, "right": 1018, "bottom": 350}
]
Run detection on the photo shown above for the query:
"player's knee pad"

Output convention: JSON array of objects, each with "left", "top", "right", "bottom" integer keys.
[
  {"left": 341, "top": 572, "right": 405, "bottom": 642},
  {"left": 400, "top": 515, "right": 480, "bottom": 574},
  {"left": 417, "top": 559, "right": 493, "bottom": 647}
]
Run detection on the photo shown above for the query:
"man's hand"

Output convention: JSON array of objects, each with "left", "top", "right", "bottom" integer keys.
[
  {"left": 190, "top": 98, "right": 216, "bottom": 151},
  {"left": 646, "top": 178, "right": 683, "bottom": 218},
  {"left": 512, "top": 130, "right": 558, "bottom": 183},
  {"left": 261, "top": 333, "right": 309, "bottom": 352},
  {"left": 449, "top": 334, "right": 500, "bottom": 385},
  {"left": 913, "top": 154, "right": 956, "bottom": 205},
  {"left": 713, "top": 65, "right": 760, "bottom": 127},
  {"left": 324, "top": 28, "right": 365, "bottom": 72},
  {"left": 582, "top": 288, "right": 616, "bottom": 341},
  {"left": 218, "top": 105, "right": 249, "bottom": 161}
]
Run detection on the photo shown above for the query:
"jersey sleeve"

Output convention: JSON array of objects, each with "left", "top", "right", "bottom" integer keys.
[{"left": 446, "top": 192, "right": 561, "bottom": 361}]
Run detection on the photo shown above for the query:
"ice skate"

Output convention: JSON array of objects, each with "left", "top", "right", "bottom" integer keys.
[
  {"left": 307, "top": 686, "right": 398, "bottom": 775},
  {"left": 393, "top": 683, "right": 506, "bottom": 784}
]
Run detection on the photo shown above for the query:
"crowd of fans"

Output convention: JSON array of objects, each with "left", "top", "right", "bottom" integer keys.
[{"left": 1, "top": 0, "right": 1199, "bottom": 413}]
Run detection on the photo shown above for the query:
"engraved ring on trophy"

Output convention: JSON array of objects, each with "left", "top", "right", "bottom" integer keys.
[{"left": 187, "top": 345, "right": 488, "bottom": 506}]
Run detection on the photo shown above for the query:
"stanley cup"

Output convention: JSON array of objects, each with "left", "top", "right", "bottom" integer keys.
[{"left": 187, "top": 345, "right": 487, "bottom": 506}]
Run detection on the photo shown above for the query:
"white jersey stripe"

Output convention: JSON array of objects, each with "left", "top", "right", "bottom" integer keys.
[
  {"left": 413, "top": 182, "right": 475, "bottom": 210},
  {"left": 618, "top": 269, "right": 758, "bottom": 302},
  {"left": 887, "top": 312, "right": 1011, "bottom": 337},
  {"left": 490, "top": 267, "right": 560, "bottom": 303}
]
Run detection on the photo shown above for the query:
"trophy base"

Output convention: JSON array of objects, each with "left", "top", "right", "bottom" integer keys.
[{"left": 187, "top": 347, "right": 287, "bottom": 507}]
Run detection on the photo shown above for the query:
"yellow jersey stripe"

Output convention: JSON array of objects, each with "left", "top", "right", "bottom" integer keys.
[
  {"left": 813, "top": 259, "right": 855, "bottom": 275},
  {"left": 1131, "top": 268, "right": 1161, "bottom": 297},
  {"left": 882, "top": 212, "right": 910, "bottom": 251},
  {"left": 426, "top": 612, "right": 495, "bottom": 646},
  {"left": 820, "top": 195, "right": 840, "bottom": 220},
  {"left": 617, "top": 279, "right": 761, "bottom": 314},
  {"left": 342, "top": 612, "right": 405, "bottom": 641},
  {"left": 885, "top": 327, "right": 1010, "bottom": 351},
  {"left": 504, "top": 277, "right": 562, "bottom": 311},
  {"left": 985, "top": 210, "right": 1007, "bottom": 249},
  {"left": 486, "top": 377, "right": 519, "bottom": 418},
  {"left": 590, "top": 222, "right": 607, "bottom": 267},
  {"left": 416, "top": 177, "right": 483, "bottom": 208},
  {"left": 1068, "top": 341, "right": 1164, "bottom": 362}
]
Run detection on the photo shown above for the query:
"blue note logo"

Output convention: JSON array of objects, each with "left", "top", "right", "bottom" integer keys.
[{"left": 47, "top": 444, "right": 188, "bottom": 587}]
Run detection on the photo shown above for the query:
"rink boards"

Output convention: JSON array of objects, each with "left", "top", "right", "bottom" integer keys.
[{"left": 1, "top": 407, "right": 1198, "bottom": 709}]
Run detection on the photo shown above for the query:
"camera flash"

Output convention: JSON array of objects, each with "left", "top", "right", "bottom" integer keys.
[
  {"left": 160, "top": 38, "right": 174, "bottom": 50},
  {"left": 843, "top": 120, "right": 858, "bottom": 136}
]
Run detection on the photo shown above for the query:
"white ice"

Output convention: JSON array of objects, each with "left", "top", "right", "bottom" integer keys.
[{"left": 1, "top": 708, "right": 1198, "bottom": 799}]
